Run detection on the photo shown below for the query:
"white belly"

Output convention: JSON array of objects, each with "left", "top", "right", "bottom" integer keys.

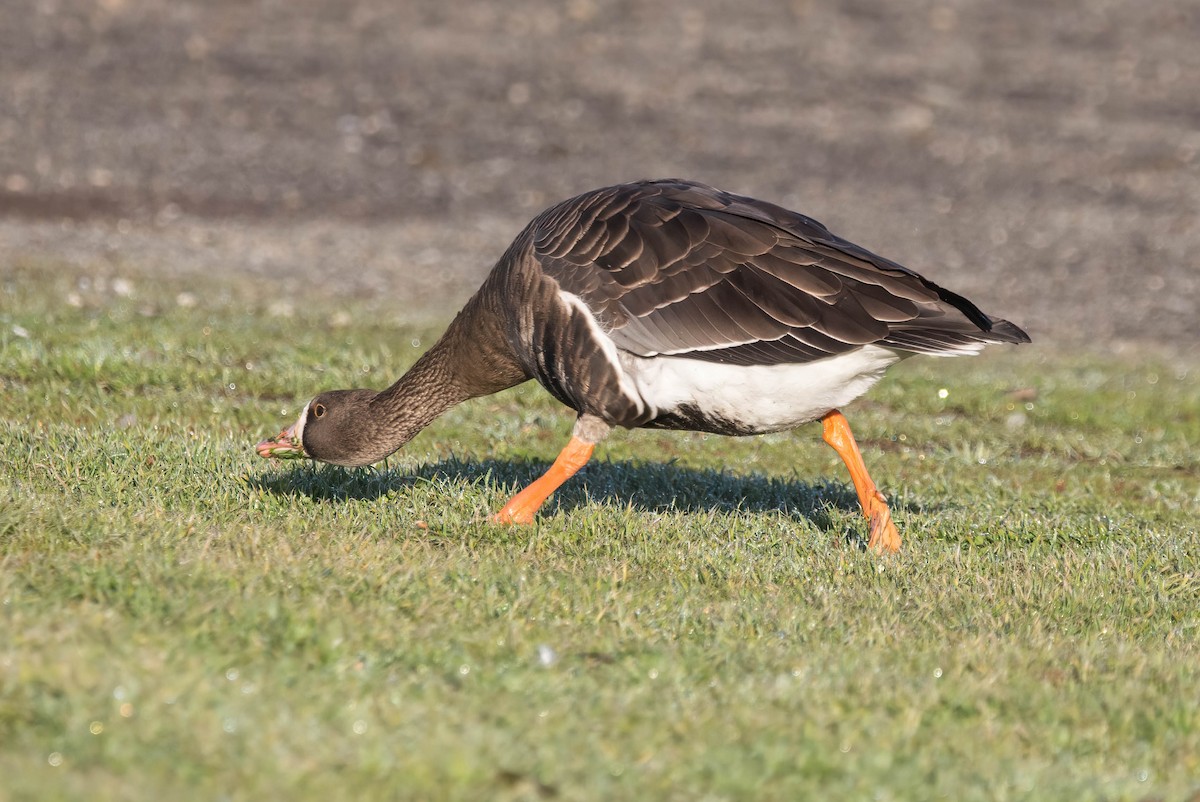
[{"left": 620, "top": 345, "right": 904, "bottom": 434}]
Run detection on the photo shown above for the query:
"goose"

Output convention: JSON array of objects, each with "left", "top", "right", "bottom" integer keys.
[{"left": 256, "top": 179, "right": 1030, "bottom": 552}]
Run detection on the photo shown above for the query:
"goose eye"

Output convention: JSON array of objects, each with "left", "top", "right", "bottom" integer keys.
[{"left": 313, "top": 403, "right": 327, "bottom": 419}]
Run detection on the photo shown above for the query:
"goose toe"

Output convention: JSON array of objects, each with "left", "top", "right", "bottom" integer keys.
[{"left": 865, "top": 491, "right": 901, "bottom": 553}]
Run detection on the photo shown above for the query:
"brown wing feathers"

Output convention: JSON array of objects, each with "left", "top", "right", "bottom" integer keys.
[{"left": 534, "top": 180, "right": 1029, "bottom": 366}]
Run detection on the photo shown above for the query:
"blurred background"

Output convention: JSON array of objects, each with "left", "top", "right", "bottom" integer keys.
[{"left": 2, "top": 0, "right": 1197, "bottom": 350}]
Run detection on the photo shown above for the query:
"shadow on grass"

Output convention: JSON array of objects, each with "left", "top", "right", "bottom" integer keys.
[{"left": 249, "top": 455, "right": 928, "bottom": 545}]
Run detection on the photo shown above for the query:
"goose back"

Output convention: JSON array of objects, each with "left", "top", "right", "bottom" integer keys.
[{"left": 527, "top": 179, "right": 1027, "bottom": 367}]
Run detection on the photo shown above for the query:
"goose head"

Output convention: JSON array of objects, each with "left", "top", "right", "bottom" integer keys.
[{"left": 255, "top": 389, "right": 394, "bottom": 467}]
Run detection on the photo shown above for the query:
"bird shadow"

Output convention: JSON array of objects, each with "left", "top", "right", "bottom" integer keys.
[{"left": 249, "top": 454, "right": 931, "bottom": 548}]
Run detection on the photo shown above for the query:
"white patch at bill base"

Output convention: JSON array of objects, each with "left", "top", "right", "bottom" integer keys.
[{"left": 293, "top": 400, "right": 311, "bottom": 451}]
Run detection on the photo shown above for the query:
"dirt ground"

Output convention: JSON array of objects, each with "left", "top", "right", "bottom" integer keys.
[{"left": 2, "top": 0, "right": 1197, "bottom": 353}]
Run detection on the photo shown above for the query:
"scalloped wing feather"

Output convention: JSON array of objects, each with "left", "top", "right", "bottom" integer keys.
[{"left": 533, "top": 180, "right": 1029, "bottom": 366}]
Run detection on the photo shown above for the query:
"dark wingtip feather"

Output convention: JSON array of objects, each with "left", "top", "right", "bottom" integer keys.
[
  {"left": 984, "top": 318, "right": 1032, "bottom": 344},
  {"left": 926, "top": 281, "right": 1031, "bottom": 344}
]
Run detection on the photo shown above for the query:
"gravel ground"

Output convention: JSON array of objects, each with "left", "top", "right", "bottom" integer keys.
[{"left": 2, "top": 0, "right": 1198, "bottom": 353}]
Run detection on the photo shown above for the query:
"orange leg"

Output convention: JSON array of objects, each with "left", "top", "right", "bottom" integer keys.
[
  {"left": 492, "top": 436, "right": 596, "bottom": 525},
  {"left": 821, "top": 410, "right": 901, "bottom": 553}
]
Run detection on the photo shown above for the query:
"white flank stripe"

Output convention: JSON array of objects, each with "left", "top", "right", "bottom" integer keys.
[
  {"left": 558, "top": 291, "right": 646, "bottom": 416},
  {"left": 621, "top": 345, "right": 905, "bottom": 433}
]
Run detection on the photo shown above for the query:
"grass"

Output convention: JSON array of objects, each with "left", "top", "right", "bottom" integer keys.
[{"left": 2, "top": 262, "right": 1198, "bottom": 801}]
